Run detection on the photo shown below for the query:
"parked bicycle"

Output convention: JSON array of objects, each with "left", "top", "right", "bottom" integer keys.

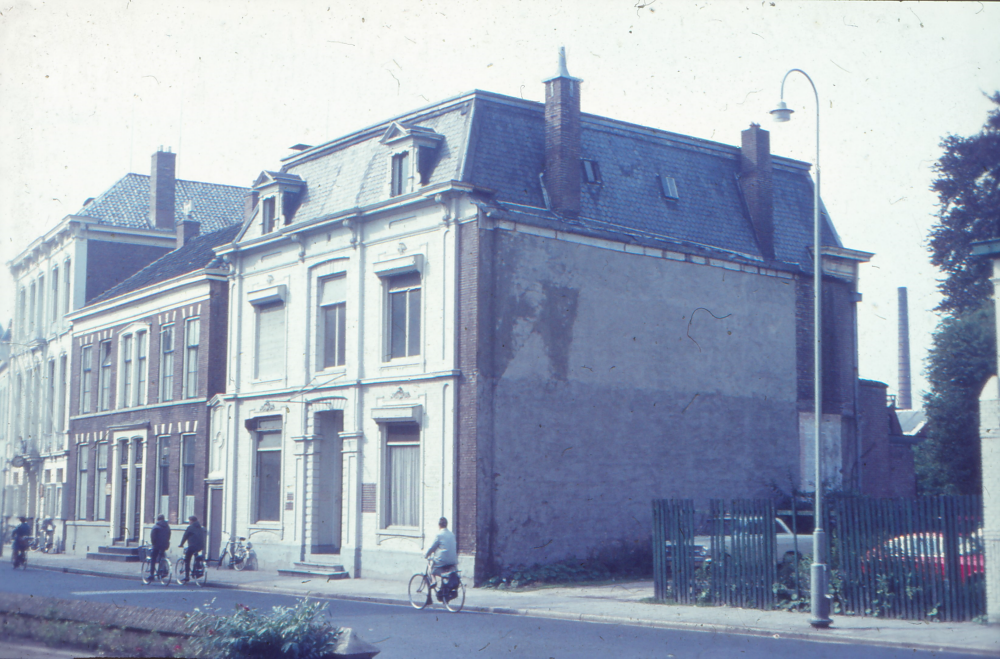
[
  {"left": 175, "top": 550, "right": 208, "bottom": 587},
  {"left": 216, "top": 534, "right": 253, "bottom": 571},
  {"left": 139, "top": 543, "right": 172, "bottom": 586},
  {"left": 408, "top": 559, "right": 465, "bottom": 612}
]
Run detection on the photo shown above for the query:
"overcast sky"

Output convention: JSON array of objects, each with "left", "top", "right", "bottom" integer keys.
[{"left": 1, "top": 0, "right": 998, "bottom": 404}]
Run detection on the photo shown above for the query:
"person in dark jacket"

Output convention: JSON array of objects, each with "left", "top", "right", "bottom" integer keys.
[
  {"left": 12, "top": 517, "right": 31, "bottom": 567},
  {"left": 179, "top": 516, "right": 206, "bottom": 582},
  {"left": 148, "top": 514, "right": 171, "bottom": 582}
]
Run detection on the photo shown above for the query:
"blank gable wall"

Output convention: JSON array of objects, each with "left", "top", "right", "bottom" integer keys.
[
  {"left": 484, "top": 230, "right": 800, "bottom": 569},
  {"left": 85, "top": 241, "right": 171, "bottom": 304}
]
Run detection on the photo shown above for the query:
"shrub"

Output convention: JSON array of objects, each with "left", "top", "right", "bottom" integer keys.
[{"left": 187, "top": 598, "right": 342, "bottom": 659}]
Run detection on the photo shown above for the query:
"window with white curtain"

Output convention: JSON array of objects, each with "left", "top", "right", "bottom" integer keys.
[
  {"left": 255, "top": 302, "right": 285, "bottom": 380},
  {"left": 120, "top": 334, "right": 133, "bottom": 409},
  {"left": 79, "top": 345, "right": 93, "bottom": 414},
  {"left": 319, "top": 276, "right": 346, "bottom": 369},
  {"left": 384, "top": 423, "right": 420, "bottom": 527},
  {"left": 96, "top": 442, "right": 109, "bottom": 521},
  {"left": 160, "top": 325, "right": 175, "bottom": 402},
  {"left": 136, "top": 331, "right": 147, "bottom": 406},
  {"left": 183, "top": 318, "right": 200, "bottom": 398},
  {"left": 181, "top": 434, "right": 196, "bottom": 521},
  {"left": 98, "top": 340, "right": 113, "bottom": 411}
]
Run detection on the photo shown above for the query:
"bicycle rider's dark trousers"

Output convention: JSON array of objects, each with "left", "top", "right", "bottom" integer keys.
[
  {"left": 183, "top": 547, "right": 199, "bottom": 578},
  {"left": 149, "top": 549, "right": 165, "bottom": 578}
]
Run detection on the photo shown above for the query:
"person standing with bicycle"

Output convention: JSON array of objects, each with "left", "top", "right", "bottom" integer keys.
[
  {"left": 148, "top": 514, "right": 171, "bottom": 583},
  {"left": 178, "top": 515, "right": 205, "bottom": 583},
  {"left": 424, "top": 517, "right": 457, "bottom": 599},
  {"left": 11, "top": 517, "right": 31, "bottom": 567}
]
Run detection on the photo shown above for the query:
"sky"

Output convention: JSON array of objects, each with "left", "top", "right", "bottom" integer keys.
[{"left": 1, "top": 0, "right": 998, "bottom": 404}]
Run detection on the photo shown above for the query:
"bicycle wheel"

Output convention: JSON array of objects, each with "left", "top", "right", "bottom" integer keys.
[
  {"left": 141, "top": 559, "right": 152, "bottom": 584},
  {"left": 443, "top": 581, "right": 466, "bottom": 613},
  {"left": 156, "top": 558, "right": 171, "bottom": 586},
  {"left": 195, "top": 557, "right": 208, "bottom": 587},
  {"left": 408, "top": 574, "right": 431, "bottom": 609},
  {"left": 174, "top": 557, "right": 188, "bottom": 584},
  {"left": 233, "top": 550, "right": 247, "bottom": 571}
]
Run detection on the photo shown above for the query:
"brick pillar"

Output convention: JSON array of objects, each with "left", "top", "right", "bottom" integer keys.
[{"left": 543, "top": 47, "right": 582, "bottom": 218}]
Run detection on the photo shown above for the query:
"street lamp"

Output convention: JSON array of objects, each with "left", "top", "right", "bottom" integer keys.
[{"left": 771, "top": 69, "right": 833, "bottom": 629}]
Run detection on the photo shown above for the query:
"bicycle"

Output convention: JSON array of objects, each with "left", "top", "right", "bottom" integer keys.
[
  {"left": 11, "top": 537, "right": 30, "bottom": 570},
  {"left": 139, "top": 544, "right": 172, "bottom": 586},
  {"left": 408, "top": 560, "right": 465, "bottom": 613},
  {"left": 175, "top": 550, "right": 208, "bottom": 587},
  {"left": 216, "top": 535, "right": 249, "bottom": 571}
]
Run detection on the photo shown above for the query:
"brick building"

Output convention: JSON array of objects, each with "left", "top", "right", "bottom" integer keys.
[
  {"left": 65, "top": 224, "right": 240, "bottom": 554},
  {"left": 2, "top": 149, "right": 246, "bottom": 551},
  {"left": 210, "top": 52, "right": 873, "bottom": 582}
]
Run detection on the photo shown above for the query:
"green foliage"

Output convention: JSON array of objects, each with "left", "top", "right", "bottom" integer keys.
[
  {"left": 187, "top": 598, "right": 342, "bottom": 659},
  {"left": 483, "top": 537, "right": 652, "bottom": 589},
  {"left": 918, "top": 302, "right": 995, "bottom": 495},
  {"left": 928, "top": 92, "right": 1000, "bottom": 313}
]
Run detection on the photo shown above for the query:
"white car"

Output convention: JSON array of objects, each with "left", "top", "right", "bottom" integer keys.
[{"left": 691, "top": 517, "right": 805, "bottom": 567}]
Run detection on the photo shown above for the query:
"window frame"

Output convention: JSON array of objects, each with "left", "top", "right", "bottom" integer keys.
[
  {"left": 51, "top": 266, "right": 59, "bottom": 329},
  {"left": 386, "top": 272, "right": 422, "bottom": 360},
  {"left": 98, "top": 339, "right": 113, "bottom": 411},
  {"left": 262, "top": 196, "right": 277, "bottom": 234},
  {"left": 156, "top": 435, "right": 170, "bottom": 518},
  {"left": 183, "top": 318, "right": 200, "bottom": 399},
  {"left": 382, "top": 422, "right": 421, "bottom": 529},
  {"left": 180, "top": 433, "right": 196, "bottom": 521},
  {"left": 252, "top": 418, "right": 283, "bottom": 524},
  {"left": 319, "top": 276, "right": 347, "bottom": 370},
  {"left": 159, "top": 324, "right": 175, "bottom": 403},
  {"left": 77, "top": 443, "right": 90, "bottom": 520},
  {"left": 390, "top": 151, "right": 410, "bottom": 197},
  {"left": 136, "top": 331, "right": 148, "bottom": 407},
  {"left": 95, "top": 442, "right": 109, "bottom": 521},
  {"left": 120, "top": 334, "right": 133, "bottom": 409},
  {"left": 79, "top": 344, "right": 93, "bottom": 414},
  {"left": 254, "top": 301, "right": 286, "bottom": 381}
]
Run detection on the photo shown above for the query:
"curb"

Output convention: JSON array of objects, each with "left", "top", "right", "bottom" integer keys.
[{"left": 28, "top": 563, "right": 995, "bottom": 656}]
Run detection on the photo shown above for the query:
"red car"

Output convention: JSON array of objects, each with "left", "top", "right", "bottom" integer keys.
[{"left": 864, "top": 530, "right": 984, "bottom": 583}]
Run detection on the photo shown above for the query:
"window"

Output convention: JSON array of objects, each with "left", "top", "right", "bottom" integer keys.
[
  {"left": 96, "top": 443, "right": 109, "bottom": 521},
  {"left": 14, "top": 374, "right": 22, "bottom": 440},
  {"left": 121, "top": 335, "right": 133, "bottom": 409},
  {"left": 160, "top": 324, "right": 174, "bottom": 402},
  {"left": 79, "top": 345, "right": 93, "bottom": 414},
  {"left": 391, "top": 152, "right": 409, "bottom": 197},
  {"left": 320, "top": 277, "right": 346, "bottom": 368},
  {"left": 262, "top": 197, "right": 277, "bottom": 233},
  {"left": 17, "top": 288, "right": 26, "bottom": 340},
  {"left": 254, "top": 419, "right": 282, "bottom": 522},
  {"left": 29, "top": 281, "right": 36, "bottom": 336},
  {"left": 37, "top": 274, "right": 45, "bottom": 331},
  {"left": 157, "top": 436, "right": 170, "bottom": 517},
  {"left": 385, "top": 423, "right": 420, "bottom": 527},
  {"left": 57, "top": 355, "right": 67, "bottom": 434},
  {"left": 387, "top": 272, "right": 421, "bottom": 359},
  {"left": 181, "top": 434, "right": 196, "bottom": 521},
  {"left": 136, "top": 331, "right": 148, "bottom": 406},
  {"left": 51, "top": 267, "right": 59, "bottom": 327},
  {"left": 183, "top": 318, "right": 200, "bottom": 398},
  {"left": 77, "top": 444, "right": 89, "bottom": 520},
  {"left": 45, "top": 359, "right": 55, "bottom": 437},
  {"left": 255, "top": 302, "right": 285, "bottom": 380},
  {"left": 98, "top": 340, "right": 113, "bottom": 411},
  {"left": 63, "top": 259, "right": 71, "bottom": 315},
  {"left": 659, "top": 174, "right": 680, "bottom": 200},
  {"left": 582, "top": 159, "right": 602, "bottom": 184}
]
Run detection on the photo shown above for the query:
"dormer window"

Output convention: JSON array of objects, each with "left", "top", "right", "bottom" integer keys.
[
  {"left": 582, "top": 160, "right": 601, "bottom": 184},
  {"left": 391, "top": 152, "right": 410, "bottom": 197},
  {"left": 252, "top": 171, "right": 305, "bottom": 234},
  {"left": 262, "top": 197, "right": 277, "bottom": 234}
]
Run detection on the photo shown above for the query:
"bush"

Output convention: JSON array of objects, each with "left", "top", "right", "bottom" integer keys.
[{"left": 187, "top": 598, "right": 342, "bottom": 659}]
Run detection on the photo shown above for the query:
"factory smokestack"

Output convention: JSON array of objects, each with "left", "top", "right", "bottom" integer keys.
[{"left": 897, "top": 287, "right": 912, "bottom": 410}]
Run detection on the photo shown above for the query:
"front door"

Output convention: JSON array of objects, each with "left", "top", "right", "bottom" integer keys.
[
  {"left": 311, "top": 411, "right": 343, "bottom": 554},
  {"left": 208, "top": 488, "right": 223, "bottom": 561}
]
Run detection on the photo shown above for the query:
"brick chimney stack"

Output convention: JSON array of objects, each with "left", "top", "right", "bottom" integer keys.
[
  {"left": 740, "top": 124, "right": 775, "bottom": 260},
  {"left": 150, "top": 147, "right": 176, "bottom": 230},
  {"left": 543, "top": 47, "right": 582, "bottom": 218},
  {"left": 897, "top": 286, "right": 912, "bottom": 410}
]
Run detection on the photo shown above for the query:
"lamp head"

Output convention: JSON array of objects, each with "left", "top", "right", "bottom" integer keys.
[{"left": 770, "top": 100, "right": 794, "bottom": 122}]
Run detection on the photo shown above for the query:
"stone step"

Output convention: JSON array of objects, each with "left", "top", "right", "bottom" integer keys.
[
  {"left": 97, "top": 545, "right": 141, "bottom": 556},
  {"left": 278, "top": 563, "right": 350, "bottom": 580},
  {"left": 86, "top": 551, "right": 140, "bottom": 563}
]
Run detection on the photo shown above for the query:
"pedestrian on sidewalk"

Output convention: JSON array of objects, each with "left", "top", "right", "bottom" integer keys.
[
  {"left": 149, "top": 515, "right": 170, "bottom": 582},
  {"left": 179, "top": 516, "right": 205, "bottom": 583}
]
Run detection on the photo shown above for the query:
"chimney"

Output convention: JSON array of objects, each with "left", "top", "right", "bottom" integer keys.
[
  {"left": 543, "top": 47, "right": 582, "bottom": 218},
  {"left": 897, "top": 286, "right": 912, "bottom": 410},
  {"left": 740, "top": 124, "right": 775, "bottom": 260},
  {"left": 150, "top": 147, "right": 177, "bottom": 230},
  {"left": 243, "top": 190, "right": 259, "bottom": 224}
]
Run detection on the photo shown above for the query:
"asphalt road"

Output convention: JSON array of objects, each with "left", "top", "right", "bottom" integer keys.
[{"left": 0, "top": 567, "right": 980, "bottom": 658}]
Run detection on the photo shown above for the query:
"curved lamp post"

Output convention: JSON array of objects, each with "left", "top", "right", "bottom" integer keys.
[{"left": 770, "top": 69, "right": 833, "bottom": 629}]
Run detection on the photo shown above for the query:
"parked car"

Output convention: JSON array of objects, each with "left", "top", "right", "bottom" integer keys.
[
  {"left": 663, "top": 517, "right": 804, "bottom": 570},
  {"left": 863, "top": 530, "right": 984, "bottom": 584}
]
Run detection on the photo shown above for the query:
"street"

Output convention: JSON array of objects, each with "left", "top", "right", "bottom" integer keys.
[{"left": 0, "top": 567, "right": 984, "bottom": 658}]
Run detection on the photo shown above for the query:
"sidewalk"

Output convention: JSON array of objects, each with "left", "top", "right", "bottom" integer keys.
[{"left": 20, "top": 551, "right": 1000, "bottom": 656}]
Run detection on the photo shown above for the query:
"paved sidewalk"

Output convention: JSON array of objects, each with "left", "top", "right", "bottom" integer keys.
[{"left": 18, "top": 551, "right": 1000, "bottom": 656}]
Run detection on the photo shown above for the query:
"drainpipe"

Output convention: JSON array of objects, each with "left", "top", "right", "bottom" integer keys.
[{"left": 229, "top": 258, "right": 243, "bottom": 543}]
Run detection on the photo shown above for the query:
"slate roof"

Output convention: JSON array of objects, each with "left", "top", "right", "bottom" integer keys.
[
  {"left": 87, "top": 224, "right": 241, "bottom": 306},
  {"left": 76, "top": 173, "right": 248, "bottom": 234},
  {"left": 278, "top": 89, "right": 845, "bottom": 271}
]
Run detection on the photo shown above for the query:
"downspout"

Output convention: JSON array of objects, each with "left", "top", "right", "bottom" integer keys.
[{"left": 228, "top": 256, "right": 243, "bottom": 542}]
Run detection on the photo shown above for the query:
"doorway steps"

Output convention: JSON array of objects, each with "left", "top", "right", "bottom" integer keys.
[
  {"left": 87, "top": 545, "right": 141, "bottom": 562},
  {"left": 278, "top": 561, "right": 350, "bottom": 581}
]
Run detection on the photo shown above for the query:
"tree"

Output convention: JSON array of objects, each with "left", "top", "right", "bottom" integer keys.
[
  {"left": 920, "top": 92, "right": 1000, "bottom": 495},
  {"left": 917, "top": 302, "right": 995, "bottom": 495},
  {"left": 928, "top": 92, "right": 1000, "bottom": 313}
]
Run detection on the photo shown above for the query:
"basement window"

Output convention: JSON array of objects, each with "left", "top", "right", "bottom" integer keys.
[
  {"left": 582, "top": 160, "right": 602, "bottom": 184},
  {"left": 659, "top": 175, "right": 679, "bottom": 200}
]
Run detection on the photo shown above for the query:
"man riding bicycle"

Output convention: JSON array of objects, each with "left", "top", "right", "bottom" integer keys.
[
  {"left": 11, "top": 517, "right": 31, "bottom": 567},
  {"left": 424, "top": 517, "right": 457, "bottom": 599},
  {"left": 148, "top": 514, "right": 171, "bottom": 582},
  {"left": 178, "top": 515, "right": 206, "bottom": 583}
]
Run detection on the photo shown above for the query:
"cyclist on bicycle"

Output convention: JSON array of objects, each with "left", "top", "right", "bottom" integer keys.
[
  {"left": 178, "top": 515, "right": 206, "bottom": 583},
  {"left": 11, "top": 517, "right": 31, "bottom": 566},
  {"left": 424, "top": 517, "right": 457, "bottom": 599},
  {"left": 148, "top": 514, "right": 171, "bottom": 582}
]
